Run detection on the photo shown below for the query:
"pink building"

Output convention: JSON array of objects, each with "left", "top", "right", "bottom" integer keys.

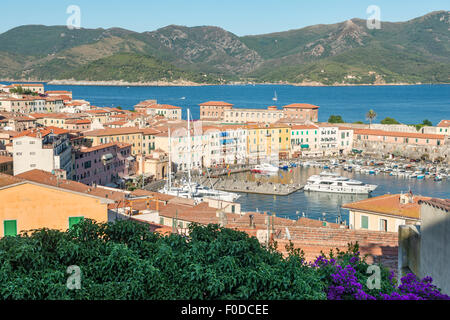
[{"left": 72, "top": 142, "right": 132, "bottom": 187}]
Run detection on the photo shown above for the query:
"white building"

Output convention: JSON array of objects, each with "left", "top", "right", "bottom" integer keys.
[{"left": 12, "top": 127, "right": 72, "bottom": 177}]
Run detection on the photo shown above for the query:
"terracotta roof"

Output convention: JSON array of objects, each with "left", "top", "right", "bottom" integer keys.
[
  {"left": 0, "top": 155, "right": 13, "bottom": 164},
  {"left": 342, "top": 194, "right": 431, "bottom": 220},
  {"left": 419, "top": 198, "right": 450, "bottom": 212},
  {"left": 283, "top": 103, "right": 320, "bottom": 109},
  {"left": 437, "top": 120, "right": 450, "bottom": 128},
  {"left": 145, "top": 104, "right": 181, "bottom": 110},
  {"left": 0, "top": 173, "right": 23, "bottom": 188},
  {"left": 291, "top": 124, "right": 319, "bottom": 130},
  {"left": 353, "top": 129, "right": 445, "bottom": 140},
  {"left": 65, "top": 119, "right": 91, "bottom": 125},
  {"left": 13, "top": 126, "right": 69, "bottom": 139},
  {"left": 199, "top": 101, "right": 234, "bottom": 106},
  {"left": 84, "top": 127, "right": 143, "bottom": 136}
]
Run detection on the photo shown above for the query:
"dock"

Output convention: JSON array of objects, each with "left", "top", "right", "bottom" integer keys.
[{"left": 214, "top": 179, "right": 303, "bottom": 196}]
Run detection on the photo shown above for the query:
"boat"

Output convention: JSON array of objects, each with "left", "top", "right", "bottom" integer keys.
[
  {"left": 272, "top": 91, "right": 278, "bottom": 102},
  {"left": 159, "top": 109, "right": 240, "bottom": 203},
  {"left": 252, "top": 163, "right": 279, "bottom": 174},
  {"left": 304, "top": 172, "right": 378, "bottom": 194}
]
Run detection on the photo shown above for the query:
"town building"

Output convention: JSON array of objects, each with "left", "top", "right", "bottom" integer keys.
[
  {"left": 0, "top": 171, "right": 113, "bottom": 237},
  {"left": 353, "top": 128, "right": 447, "bottom": 161},
  {"left": 199, "top": 101, "right": 234, "bottom": 120},
  {"left": 12, "top": 127, "right": 72, "bottom": 177},
  {"left": 342, "top": 193, "right": 430, "bottom": 232},
  {"left": 282, "top": 103, "right": 319, "bottom": 122},
  {"left": 72, "top": 142, "right": 132, "bottom": 187},
  {"left": 223, "top": 106, "right": 284, "bottom": 124},
  {"left": 290, "top": 124, "right": 320, "bottom": 157},
  {"left": 0, "top": 156, "right": 13, "bottom": 175}
]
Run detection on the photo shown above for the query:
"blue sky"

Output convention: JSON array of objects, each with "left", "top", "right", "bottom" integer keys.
[{"left": 0, "top": 0, "right": 448, "bottom": 35}]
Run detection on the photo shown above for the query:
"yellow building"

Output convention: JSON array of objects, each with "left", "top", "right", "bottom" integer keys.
[
  {"left": 246, "top": 124, "right": 291, "bottom": 162},
  {"left": 84, "top": 127, "right": 160, "bottom": 156},
  {"left": 268, "top": 124, "right": 291, "bottom": 159},
  {"left": 0, "top": 173, "right": 113, "bottom": 237}
]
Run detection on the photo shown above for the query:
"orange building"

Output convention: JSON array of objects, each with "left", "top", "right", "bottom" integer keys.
[{"left": 0, "top": 172, "right": 113, "bottom": 237}]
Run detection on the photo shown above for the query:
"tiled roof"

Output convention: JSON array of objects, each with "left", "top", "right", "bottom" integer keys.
[
  {"left": 291, "top": 124, "right": 319, "bottom": 130},
  {"left": 354, "top": 129, "right": 445, "bottom": 140},
  {"left": 0, "top": 173, "right": 23, "bottom": 188},
  {"left": 13, "top": 126, "right": 69, "bottom": 139},
  {"left": 283, "top": 103, "right": 320, "bottom": 109},
  {"left": 419, "top": 198, "right": 450, "bottom": 212},
  {"left": 342, "top": 194, "right": 431, "bottom": 220},
  {"left": 84, "top": 127, "right": 143, "bottom": 136},
  {"left": 437, "top": 120, "right": 450, "bottom": 128},
  {"left": 199, "top": 101, "right": 234, "bottom": 106},
  {"left": 0, "top": 155, "right": 13, "bottom": 164}
]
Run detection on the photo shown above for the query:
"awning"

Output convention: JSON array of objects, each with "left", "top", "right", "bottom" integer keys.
[
  {"left": 301, "top": 144, "right": 310, "bottom": 149},
  {"left": 101, "top": 153, "right": 114, "bottom": 161},
  {"left": 126, "top": 156, "right": 135, "bottom": 161}
]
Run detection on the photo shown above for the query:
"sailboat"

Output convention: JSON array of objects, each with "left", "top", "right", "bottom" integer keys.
[
  {"left": 159, "top": 109, "right": 240, "bottom": 203},
  {"left": 272, "top": 91, "right": 278, "bottom": 102}
]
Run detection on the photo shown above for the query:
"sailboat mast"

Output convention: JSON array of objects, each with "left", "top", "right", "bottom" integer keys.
[
  {"left": 187, "top": 109, "right": 192, "bottom": 197},
  {"left": 168, "top": 127, "right": 172, "bottom": 189}
]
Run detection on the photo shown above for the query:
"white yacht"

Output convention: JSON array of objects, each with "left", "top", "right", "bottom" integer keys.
[
  {"left": 251, "top": 163, "right": 279, "bottom": 174},
  {"left": 304, "top": 172, "right": 377, "bottom": 194}
]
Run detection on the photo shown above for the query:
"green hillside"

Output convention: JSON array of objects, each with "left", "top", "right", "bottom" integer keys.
[{"left": 0, "top": 11, "right": 448, "bottom": 84}]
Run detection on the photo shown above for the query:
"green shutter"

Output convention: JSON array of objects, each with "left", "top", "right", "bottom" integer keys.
[
  {"left": 69, "top": 216, "right": 84, "bottom": 229},
  {"left": 361, "top": 216, "right": 369, "bottom": 229},
  {"left": 4, "top": 220, "right": 17, "bottom": 237}
]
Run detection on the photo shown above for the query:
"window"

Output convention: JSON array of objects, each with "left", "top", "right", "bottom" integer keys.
[
  {"left": 3, "top": 220, "right": 17, "bottom": 237},
  {"left": 380, "top": 219, "right": 388, "bottom": 232},
  {"left": 361, "top": 216, "right": 369, "bottom": 229},
  {"left": 69, "top": 216, "right": 84, "bottom": 229}
]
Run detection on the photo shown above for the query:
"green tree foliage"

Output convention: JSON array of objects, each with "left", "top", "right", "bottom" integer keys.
[
  {"left": 380, "top": 117, "right": 400, "bottom": 125},
  {"left": 0, "top": 220, "right": 326, "bottom": 300},
  {"left": 422, "top": 119, "right": 432, "bottom": 127},
  {"left": 328, "top": 115, "right": 345, "bottom": 123},
  {"left": 366, "top": 109, "right": 377, "bottom": 128}
]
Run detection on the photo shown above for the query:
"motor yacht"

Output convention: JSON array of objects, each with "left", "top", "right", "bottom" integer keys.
[{"left": 304, "top": 171, "right": 377, "bottom": 194}]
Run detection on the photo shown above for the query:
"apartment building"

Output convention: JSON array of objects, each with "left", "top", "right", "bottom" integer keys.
[
  {"left": 12, "top": 127, "right": 72, "bottom": 177},
  {"left": 223, "top": 106, "right": 284, "bottom": 124},
  {"left": 4, "top": 84, "right": 45, "bottom": 94},
  {"left": 199, "top": 101, "right": 234, "bottom": 120},
  {"left": 353, "top": 128, "right": 446, "bottom": 160},
  {"left": 282, "top": 103, "right": 319, "bottom": 122},
  {"left": 72, "top": 142, "right": 132, "bottom": 187},
  {"left": 290, "top": 124, "right": 320, "bottom": 157}
]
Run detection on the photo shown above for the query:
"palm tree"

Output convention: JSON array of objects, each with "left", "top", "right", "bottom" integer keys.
[{"left": 366, "top": 109, "right": 377, "bottom": 128}]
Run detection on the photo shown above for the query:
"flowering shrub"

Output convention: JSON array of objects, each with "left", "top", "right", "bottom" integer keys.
[{"left": 311, "top": 243, "right": 450, "bottom": 300}]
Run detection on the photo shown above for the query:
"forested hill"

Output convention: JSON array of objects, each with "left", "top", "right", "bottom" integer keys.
[{"left": 0, "top": 11, "right": 448, "bottom": 85}]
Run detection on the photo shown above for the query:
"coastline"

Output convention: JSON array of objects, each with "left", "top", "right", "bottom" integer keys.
[{"left": 1, "top": 78, "right": 448, "bottom": 87}]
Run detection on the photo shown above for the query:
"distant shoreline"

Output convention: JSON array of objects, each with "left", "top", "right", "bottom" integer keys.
[{"left": 1, "top": 79, "right": 449, "bottom": 87}]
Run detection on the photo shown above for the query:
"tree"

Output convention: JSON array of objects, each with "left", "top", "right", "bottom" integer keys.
[
  {"left": 328, "top": 115, "right": 344, "bottom": 123},
  {"left": 380, "top": 117, "right": 399, "bottom": 125},
  {"left": 422, "top": 119, "right": 432, "bottom": 127},
  {"left": 366, "top": 109, "right": 377, "bottom": 128}
]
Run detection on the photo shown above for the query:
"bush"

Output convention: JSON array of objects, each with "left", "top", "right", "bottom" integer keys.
[{"left": 0, "top": 220, "right": 448, "bottom": 300}]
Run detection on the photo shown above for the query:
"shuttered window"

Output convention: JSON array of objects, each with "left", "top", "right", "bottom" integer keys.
[
  {"left": 361, "top": 216, "right": 369, "bottom": 229},
  {"left": 4, "top": 220, "right": 17, "bottom": 237}
]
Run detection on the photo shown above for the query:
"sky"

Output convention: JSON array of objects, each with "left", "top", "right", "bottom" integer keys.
[{"left": 0, "top": 0, "right": 448, "bottom": 36}]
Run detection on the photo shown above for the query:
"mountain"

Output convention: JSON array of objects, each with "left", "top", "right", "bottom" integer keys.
[{"left": 0, "top": 11, "right": 448, "bottom": 85}]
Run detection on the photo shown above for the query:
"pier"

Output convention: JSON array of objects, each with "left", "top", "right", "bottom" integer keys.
[{"left": 213, "top": 178, "right": 303, "bottom": 196}]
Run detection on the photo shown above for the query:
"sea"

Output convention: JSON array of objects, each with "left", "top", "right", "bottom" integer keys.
[{"left": 2, "top": 82, "right": 449, "bottom": 221}]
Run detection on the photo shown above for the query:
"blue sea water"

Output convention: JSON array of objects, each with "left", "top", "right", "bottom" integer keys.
[
  {"left": 2, "top": 82, "right": 449, "bottom": 220},
  {"left": 2, "top": 83, "right": 449, "bottom": 125}
]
